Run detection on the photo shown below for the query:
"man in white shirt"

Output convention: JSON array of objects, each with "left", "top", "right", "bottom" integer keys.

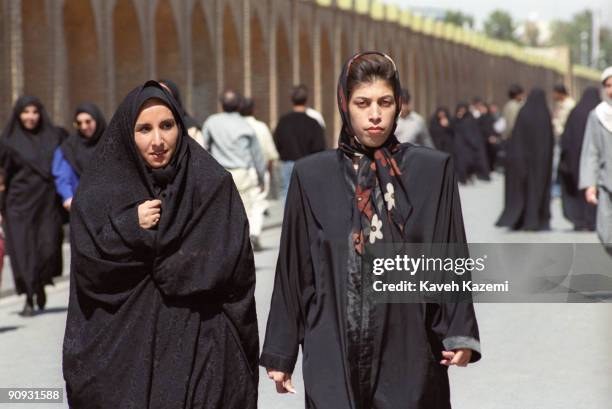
[
  {"left": 395, "top": 88, "right": 434, "bottom": 148},
  {"left": 240, "top": 97, "right": 279, "bottom": 251}
]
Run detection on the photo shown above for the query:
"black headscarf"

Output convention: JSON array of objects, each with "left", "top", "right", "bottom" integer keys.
[
  {"left": 0, "top": 96, "right": 61, "bottom": 179},
  {"left": 159, "top": 78, "right": 200, "bottom": 130},
  {"left": 337, "top": 51, "right": 412, "bottom": 255},
  {"left": 60, "top": 103, "right": 106, "bottom": 176}
]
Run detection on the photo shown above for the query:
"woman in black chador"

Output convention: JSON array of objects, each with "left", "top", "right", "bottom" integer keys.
[
  {"left": 63, "top": 81, "right": 258, "bottom": 408},
  {"left": 429, "top": 106, "right": 454, "bottom": 155},
  {"left": 496, "top": 88, "right": 554, "bottom": 231},
  {"left": 0, "top": 96, "right": 64, "bottom": 316},
  {"left": 452, "top": 102, "right": 490, "bottom": 183},
  {"left": 558, "top": 87, "right": 601, "bottom": 230},
  {"left": 261, "top": 52, "right": 481, "bottom": 409}
]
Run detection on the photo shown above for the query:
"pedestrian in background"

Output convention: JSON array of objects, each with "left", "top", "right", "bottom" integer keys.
[
  {"left": 558, "top": 87, "right": 600, "bottom": 231},
  {"left": 203, "top": 90, "right": 266, "bottom": 249},
  {"left": 579, "top": 67, "right": 612, "bottom": 253},
  {"left": 497, "top": 88, "right": 554, "bottom": 231},
  {"left": 0, "top": 96, "right": 64, "bottom": 316},
  {"left": 52, "top": 102, "right": 106, "bottom": 212},
  {"left": 395, "top": 88, "right": 435, "bottom": 147},
  {"left": 274, "top": 85, "right": 326, "bottom": 200},
  {"left": 240, "top": 97, "right": 279, "bottom": 250}
]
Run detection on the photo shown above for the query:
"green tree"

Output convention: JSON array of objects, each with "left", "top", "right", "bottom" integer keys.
[
  {"left": 597, "top": 27, "right": 612, "bottom": 69},
  {"left": 483, "top": 10, "right": 517, "bottom": 42},
  {"left": 444, "top": 10, "right": 474, "bottom": 29},
  {"left": 548, "top": 10, "right": 594, "bottom": 66}
]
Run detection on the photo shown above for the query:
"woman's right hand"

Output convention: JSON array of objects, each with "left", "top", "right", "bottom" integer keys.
[
  {"left": 585, "top": 186, "right": 598, "bottom": 205},
  {"left": 267, "top": 369, "right": 296, "bottom": 394},
  {"left": 138, "top": 200, "right": 162, "bottom": 229}
]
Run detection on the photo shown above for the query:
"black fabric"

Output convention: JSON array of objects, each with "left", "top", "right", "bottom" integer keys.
[
  {"left": 261, "top": 52, "right": 480, "bottom": 409},
  {"left": 558, "top": 87, "right": 600, "bottom": 230},
  {"left": 159, "top": 78, "right": 201, "bottom": 130},
  {"left": 429, "top": 107, "right": 454, "bottom": 155},
  {"left": 63, "top": 81, "right": 258, "bottom": 409},
  {"left": 0, "top": 96, "right": 64, "bottom": 298},
  {"left": 452, "top": 103, "right": 490, "bottom": 183},
  {"left": 261, "top": 148, "right": 481, "bottom": 409},
  {"left": 477, "top": 110, "right": 498, "bottom": 171},
  {"left": 61, "top": 102, "right": 106, "bottom": 176},
  {"left": 273, "top": 112, "right": 326, "bottom": 161},
  {"left": 496, "top": 88, "right": 554, "bottom": 230}
]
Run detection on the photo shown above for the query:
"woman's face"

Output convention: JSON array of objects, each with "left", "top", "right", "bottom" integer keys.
[
  {"left": 20, "top": 105, "right": 40, "bottom": 130},
  {"left": 348, "top": 79, "right": 396, "bottom": 148},
  {"left": 133, "top": 99, "right": 179, "bottom": 169},
  {"left": 456, "top": 107, "right": 467, "bottom": 119},
  {"left": 604, "top": 77, "right": 612, "bottom": 100},
  {"left": 75, "top": 112, "right": 97, "bottom": 138}
]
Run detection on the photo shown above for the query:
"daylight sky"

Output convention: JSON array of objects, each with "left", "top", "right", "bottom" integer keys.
[{"left": 384, "top": 0, "right": 612, "bottom": 28}]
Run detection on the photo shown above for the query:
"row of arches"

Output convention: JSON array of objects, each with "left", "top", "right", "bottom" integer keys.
[{"left": 12, "top": 0, "right": 569, "bottom": 147}]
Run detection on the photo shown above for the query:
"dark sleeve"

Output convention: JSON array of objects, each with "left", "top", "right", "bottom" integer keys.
[
  {"left": 428, "top": 156, "right": 482, "bottom": 363},
  {"left": 273, "top": 119, "right": 284, "bottom": 155},
  {"left": 70, "top": 200, "right": 155, "bottom": 308},
  {"left": 260, "top": 169, "right": 312, "bottom": 373},
  {"left": 310, "top": 121, "right": 326, "bottom": 153}
]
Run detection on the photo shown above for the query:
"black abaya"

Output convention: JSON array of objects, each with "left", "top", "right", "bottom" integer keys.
[
  {"left": 452, "top": 105, "right": 490, "bottom": 183},
  {"left": 261, "top": 52, "right": 480, "bottom": 409},
  {"left": 0, "top": 96, "right": 64, "bottom": 298},
  {"left": 496, "top": 88, "right": 554, "bottom": 230},
  {"left": 261, "top": 147, "right": 480, "bottom": 409},
  {"left": 429, "top": 108, "right": 454, "bottom": 155},
  {"left": 477, "top": 110, "right": 498, "bottom": 171},
  {"left": 558, "top": 87, "right": 600, "bottom": 230},
  {"left": 63, "top": 82, "right": 258, "bottom": 408}
]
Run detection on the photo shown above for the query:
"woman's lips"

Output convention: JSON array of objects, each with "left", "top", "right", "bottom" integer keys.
[
  {"left": 150, "top": 150, "right": 168, "bottom": 161},
  {"left": 366, "top": 127, "right": 384, "bottom": 135}
]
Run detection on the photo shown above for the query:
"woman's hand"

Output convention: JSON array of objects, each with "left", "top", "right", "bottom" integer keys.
[
  {"left": 267, "top": 369, "right": 296, "bottom": 394},
  {"left": 440, "top": 348, "right": 472, "bottom": 367},
  {"left": 63, "top": 197, "right": 73, "bottom": 211},
  {"left": 585, "top": 186, "right": 598, "bottom": 205},
  {"left": 138, "top": 200, "right": 162, "bottom": 229}
]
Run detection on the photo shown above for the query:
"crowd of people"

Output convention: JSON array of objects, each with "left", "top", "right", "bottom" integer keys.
[{"left": 0, "top": 50, "right": 611, "bottom": 408}]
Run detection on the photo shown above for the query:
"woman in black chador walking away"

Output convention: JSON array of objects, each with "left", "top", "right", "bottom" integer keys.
[
  {"left": 496, "top": 88, "right": 554, "bottom": 231},
  {"left": 261, "top": 52, "right": 481, "bottom": 409},
  {"left": 63, "top": 81, "right": 259, "bottom": 409},
  {"left": 452, "top": 102, "right": 490, "bottom": 183},
  {"left": 0, "top": 96, "right": 64, "bottom": 316},
  {"left": 558, "top": 87, "right": 601, "bottom": 230}
]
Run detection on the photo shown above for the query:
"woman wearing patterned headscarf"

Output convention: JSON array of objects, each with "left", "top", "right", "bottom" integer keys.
[{"left": 261, "top": 52, "right": 481, "bottom": 409}]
